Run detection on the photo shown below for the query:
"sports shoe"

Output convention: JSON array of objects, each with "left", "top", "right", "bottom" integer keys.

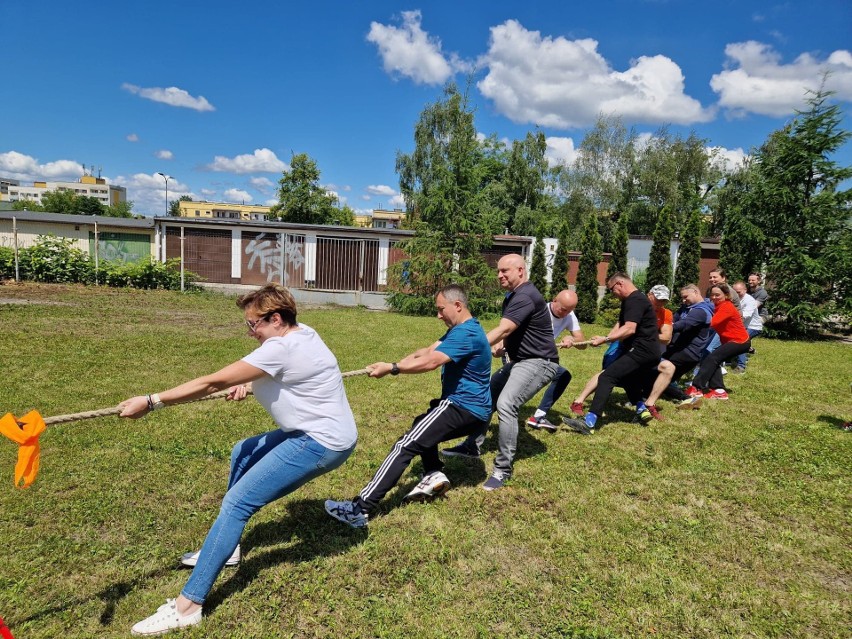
[
  {"left": 720, "top": 366, "right": 728, "bottom": 375},
  {"left": 704, "top": 388, "right": 729, "bottom": 400},
  {"left": 180, "top": 545, "right": 241, "bottom": 568},
  {"left": 685, "top": 385, "right": 703, "bottom": 398},
  {"left": 441, "top": 441, "right": 480, "bottom": 459},
  {"left": 675, "top": 396, "right": 702, "bottom": 410},
  {"left": 562, "top": 416, "right": 594, "bottom": 435},
  {"left": 324, "top": 499, "right": 368, "bottom": 528},
  {"left": 748, "top": 346, "right": 755, "bottom": 355},
  {"left": 528, "top": 416, "right": 558, "bottom": 433},
  {"left": 403, "top": 471, "right": 451, "bottom": 502},
  {"left": 482, "top": 471, "right": 507, "bottom": 491},
  {"left": 569, "top": 402, "right": 585, "bottom": 416},
  {"left": 131, "top": 599, "right": 202, "bottom": 636},
  {"left": 638, "top": 405, "right": 662, "bottom": 424}
]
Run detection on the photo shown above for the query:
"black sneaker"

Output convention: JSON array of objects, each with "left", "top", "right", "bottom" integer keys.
[
  {"left": 562, "top": 417, "right": 594, "bottom": 435},
  {"left": 442, "top": 441, "right": 481, "bottom": 459}
]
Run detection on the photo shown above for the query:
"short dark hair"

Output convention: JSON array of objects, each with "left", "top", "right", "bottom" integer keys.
[
  {"left": 439, "top": 284, "right": 468, "bottom": 307},
  {"left": 607, "top": 271, "right": 631, "bottom": 286},
  {"left": 709, "top": 282, "right": 733, "bottom": 300},
  {"left": 710, "top": 266, "right": 727, "bottom": 279}
]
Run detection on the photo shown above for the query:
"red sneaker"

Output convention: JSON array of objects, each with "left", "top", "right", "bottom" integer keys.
[
  {"left": 685, "top": 385, "right": 703, "bottom": 398},
  {"left": 647, "top": 405, "right": 663, "bottom": 420},
  {"left": 569, "top": 402, "right": 585, "bottom": 416},
  {"left": 704, "top": 389, "right": 729, "bottom": 400}
]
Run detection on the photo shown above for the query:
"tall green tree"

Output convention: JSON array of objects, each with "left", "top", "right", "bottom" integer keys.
[
  {"left": 390, "top": 83, "right": 503, "bottom": 314},
  {"left": 599, "top": 212, "right": 629, "bottom": 323},
  {"left": 718, "top": 206, "right": 765, "bottom": 281},
  {"left": 529, "top": 233, "right": 548, "bottom": 297},
  {"left": 11, "top": 199, "right": 43, "bottom": 211},
  {"left": 645, "top": 206, "right": 674, "bottom": 290},
  {"left": 105, "top": 200, "right": 135, "bottom": 218},
  {"left": 504, "top": 131, "right": 553, "bottom": 234},
  {"left": 741, "top": 88, "right": 851, "bottom": 333},
  {"left": 269, "top": 153, "right": 347, "bottom": 225},
  {"left": 575, "top": 213, "right": 602, "bottom": 323},
  {"left": 674, "top": 209, "right": 702, "bottom": 292},
  {"left": 550, "top": 222, "right": 571, "bottom": 297},
  {"left": 40, "top": 190, "right": 78, "bottom": 214}
]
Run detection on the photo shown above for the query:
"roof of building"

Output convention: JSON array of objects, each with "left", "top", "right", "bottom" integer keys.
[{"left": 0, "top": 210, "right": 155, "bottom": 228}]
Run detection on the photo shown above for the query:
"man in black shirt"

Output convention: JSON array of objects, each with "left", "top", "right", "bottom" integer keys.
[
  {"left": 443, "top": 254, "right": 559, "bottom": 490},
  {"left": 564, "top": 272, "right": 659, "bottom": 434}
]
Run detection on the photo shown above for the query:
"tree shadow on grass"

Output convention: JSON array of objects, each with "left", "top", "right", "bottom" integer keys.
[{"left": 202, "top": 497, "right": 366, "bottom": 615}]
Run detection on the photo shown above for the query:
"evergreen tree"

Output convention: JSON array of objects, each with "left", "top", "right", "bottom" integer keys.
[
  {"left": 743, "top": 88, "right": 852, "bottom": 333},
  {"left": 600, "top": 213, "right": 629, "bottom": 323},
  {"left": 645, "top": 206, "right": 674, "bottom": 291},
  {"left": 674, "top": 208, "right": 702, "bottom": 292},
  {"left": 529, "top": 233, "right": 548, "bottom": 297},
  {"left": 719, "top": 207, "right": 764, "bottom": 281},
  {"left": 575, "top": 213, "right": 602, "bottom": 323},
  {"left": 550, "top": 222, "right": 571, "bottom": 298}
]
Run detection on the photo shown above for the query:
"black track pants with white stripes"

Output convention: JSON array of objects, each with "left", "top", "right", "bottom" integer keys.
[{"left": 355, "top": 399, "right": 486, "bottom": 512}]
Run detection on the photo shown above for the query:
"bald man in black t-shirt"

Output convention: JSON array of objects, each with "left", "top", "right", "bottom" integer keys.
[{"left": 443, "top": 254, "right": 559, "bottom": 490}]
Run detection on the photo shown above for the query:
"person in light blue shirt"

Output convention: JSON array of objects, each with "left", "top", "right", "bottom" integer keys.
[{"left": 325, "top": 284, "right": 491, "bottom": 528}]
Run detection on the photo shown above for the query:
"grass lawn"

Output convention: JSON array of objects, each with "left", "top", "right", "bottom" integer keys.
[{"left": 0, "top": 283, "right": 849, "bottom": 639}]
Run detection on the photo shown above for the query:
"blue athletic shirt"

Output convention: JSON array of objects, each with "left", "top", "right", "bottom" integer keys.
[{"left": 435, "top": 318, "right": 493, "bottom": 421}]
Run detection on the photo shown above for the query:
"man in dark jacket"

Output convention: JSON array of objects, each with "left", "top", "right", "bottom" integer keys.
[{"left": 637, "top": 284, "right": 714, "bottom": 421}]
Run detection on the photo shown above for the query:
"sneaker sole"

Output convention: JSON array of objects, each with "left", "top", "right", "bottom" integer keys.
[
  {"left": 403, "top": 481, "right": 451, "bottom": 502},
  {"left": 324, "top": 505, "right": 368, "bottom": 528},
  {"left": 675, "top": 398, "right": 702, "bottom": 410},
  {"left": 180, "top": 553, "right": 240, "bottom": 568}
]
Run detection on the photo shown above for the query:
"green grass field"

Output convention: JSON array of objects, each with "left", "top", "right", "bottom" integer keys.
[{"left": 0, "top": 283, "right": 849, "bottom": 638}]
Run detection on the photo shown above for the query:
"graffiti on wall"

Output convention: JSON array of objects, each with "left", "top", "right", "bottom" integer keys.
[{"left": 245, "top": 233, "right": 305, "bottom": 283}]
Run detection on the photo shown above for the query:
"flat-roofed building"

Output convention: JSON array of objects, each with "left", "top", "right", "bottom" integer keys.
[
  {"left": 0, "top": 174, "right": 126, "bottom": 207},
  {"left": 178, "top": 200, "right": 270, "bottom": 221}
]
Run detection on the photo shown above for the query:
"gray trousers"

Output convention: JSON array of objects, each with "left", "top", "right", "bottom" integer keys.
[{"left": 468, "top": 358, "right": 559, "bottom": 477}]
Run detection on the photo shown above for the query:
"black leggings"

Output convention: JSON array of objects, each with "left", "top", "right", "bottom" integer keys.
[{"left": 693, "top": 340, "right": 751, "bottom": 391}]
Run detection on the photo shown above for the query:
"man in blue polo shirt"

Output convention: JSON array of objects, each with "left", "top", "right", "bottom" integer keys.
[{"left": 325, "top": 284, "right": 492, "bottom": 528}]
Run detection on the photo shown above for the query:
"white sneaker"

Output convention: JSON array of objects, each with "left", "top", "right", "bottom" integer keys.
[
  {"left": 131, "top": 599, "right": 202, "bottom": 636},
  {"left": 721, "top": 366, "right": 728, "bottom": 375},
  {"left": 403, "top": 471, "right": 451, "bottom": 502},
  {"left": 180, "top": 545, "right": 241, "bottom": 568}
]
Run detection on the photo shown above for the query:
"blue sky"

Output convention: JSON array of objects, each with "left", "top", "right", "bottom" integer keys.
[{"left": 2, "top": 0, "right": 850, "bottom": 217}]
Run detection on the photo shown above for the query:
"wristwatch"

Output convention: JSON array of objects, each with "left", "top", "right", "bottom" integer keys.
[{"left": 391, "top": 363, "right": 400, "bottom": 375}]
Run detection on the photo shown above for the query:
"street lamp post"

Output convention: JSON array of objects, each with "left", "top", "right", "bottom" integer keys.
[{"left": 157, "top": 172, "right": 172, "bottom": 216}]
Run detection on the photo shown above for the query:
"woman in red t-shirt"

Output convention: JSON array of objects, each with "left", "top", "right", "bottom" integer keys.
[{"left": 690, "top": 283, "right": 751, "bottom": 400}]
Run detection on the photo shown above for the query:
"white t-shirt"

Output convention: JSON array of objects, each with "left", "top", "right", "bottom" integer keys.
[
  {"left": 738, "top": 293, "right": 763, "bottom": 331},
  {"left": 242, "top": 324, "right": 357, "bottom": 451},
  {"left": 549, "top": 305, "right": 580, "bottom": 338}
]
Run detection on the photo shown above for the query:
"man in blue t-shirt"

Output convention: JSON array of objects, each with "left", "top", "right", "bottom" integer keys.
[{"left": 325, "top": 284, "right": 492, "bottom": 528}]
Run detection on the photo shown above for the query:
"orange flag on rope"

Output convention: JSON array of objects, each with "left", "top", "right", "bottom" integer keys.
[{"left": 0, "top": 410, "right": 46, "bottom": 488}]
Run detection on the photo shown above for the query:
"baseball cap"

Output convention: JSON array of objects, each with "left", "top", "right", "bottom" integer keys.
[{"left": 649, "top": 285, "right": 670, "bottom": 300}]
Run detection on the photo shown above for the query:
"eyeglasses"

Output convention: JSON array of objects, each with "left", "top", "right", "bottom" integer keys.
[
  {"left": 245, "top": 314, "right": 271, "bottom": 332},
  {"left": 607, "top": 281, "right": 620, "bottom": 293}
]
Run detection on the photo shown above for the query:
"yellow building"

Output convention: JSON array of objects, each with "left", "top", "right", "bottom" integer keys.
[
  {"left": 177, "top": 200, "right": 271, "bottom": 221},
  {"left": 354, "top": 208, "right": 406, "bottom": 229},
  {"left": 1, "top": 173, "right": 127, "bottom": 207}
]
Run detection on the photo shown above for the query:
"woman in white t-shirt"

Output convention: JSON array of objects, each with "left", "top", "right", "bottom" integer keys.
[{"left": 118, "top": 284, "right": 357, "bottom": 636}]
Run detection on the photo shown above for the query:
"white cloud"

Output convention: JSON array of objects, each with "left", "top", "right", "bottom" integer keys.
[
  {"left": 367, "top": 10, "right": 468, "bottom": 85},
  {"left": 0, "top": 151, "right": 85, "bottom": 181},
  {"left": 126, "top": 133, "right": 139, "bottom": 142},
  {"left": 477, "top": 20, "right": 712, "bottom": 128},
  {"left": 361, "top": 194, "right": 372, "bottom": 201},
  {"left": 122, "top": 83, "right": 215, "bottom": 112},
  {"left": 366, "top": 184, "right": 397, "bottom": 197},
  {"left": 389, "top": 194, "right": 406, "bottom": 209},
  {"left": 710, "top": 41, "right": 852, "bottom": 117},
  {"left": 155, "top": 149, "right": 173, "bottom": 160},
  {"left": 263, "top": 198, "right": 278, "bottom": 206},
  {"left": 200, "top": 188, "right": 217, "bottom": 198},
  {"left": 223, "top": 188, "right": 252, "bottom": 203},
  {"left": 205, "top": 148, "right": 288, "bottom": 174},
  {"left": 250, "top": 177, "right": 274, "bottom": 188},
  {"left": 545, "top": 136, "right": 578, "bottom": 167},
  {"left": 708, "top": 146, "right": 748, "bottom": 172},
  {"left": 112, "top": 172, "right": 193, "bottom": 216}
]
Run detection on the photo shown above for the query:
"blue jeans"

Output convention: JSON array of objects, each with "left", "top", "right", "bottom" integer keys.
[
  {"left": 736, "top": 329, "right": 762, "bottom": 369},
  {"left": 182, "top": 429, "right": 354, "bottom": 604},
  {"left": 535, "top": 366, "right": 572, "bottom": 415}
]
